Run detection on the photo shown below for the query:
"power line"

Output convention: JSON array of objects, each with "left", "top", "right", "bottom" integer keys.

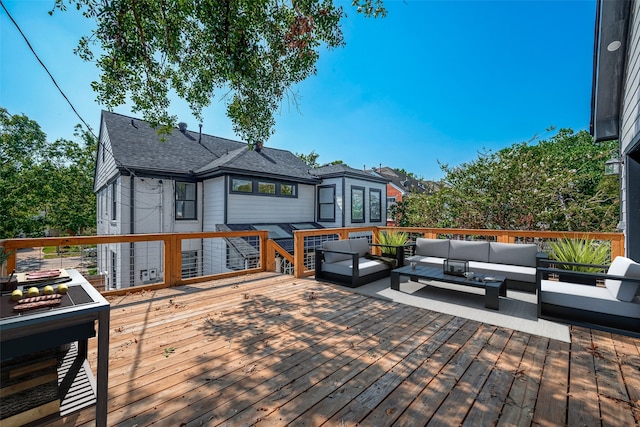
[
  {"left": 0, "top": 2, "right": 144, "bottom": 181},
  {"left": 0, "top": 0, "right": 96, "bottom": 139}
]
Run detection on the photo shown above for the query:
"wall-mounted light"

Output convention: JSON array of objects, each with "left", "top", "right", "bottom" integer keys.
[{"left": 605, "top": 155, "right": 623, "bottom": 175}]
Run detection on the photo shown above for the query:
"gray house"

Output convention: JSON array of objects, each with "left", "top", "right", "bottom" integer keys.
[
  {"left": 591, "top": 0, "right": 640, "bottom": 260},
  {"left": 94, "top": 111, "right": 388, "bottom": 288}
]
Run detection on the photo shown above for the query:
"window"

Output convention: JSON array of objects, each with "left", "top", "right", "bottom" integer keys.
[
  {"left": 111, "top": 181, "right": 117, "bottom": 221},
  {"left": 175, "top": 182, "right": 197, "bottom": 220},
  {"left": 318, "top": 185, "right": 335, "bottom": 222},
  {"left": 370, "top": 189, "right": 382, "bottom": 222},
  {"left": 230, "top": 176, "right": 297, "bottom": 197},
  {"left": 351, "top": 186, "right": 365, "bottom": 223},
  {"left": 280, "top": 183, "right": 296, "bottom": 196},
  {"left": 258, "top": 181, "right": 276, "bottom": 194},
  {"left": 232, "top": 178, "right": 253, "bottom": 193}
]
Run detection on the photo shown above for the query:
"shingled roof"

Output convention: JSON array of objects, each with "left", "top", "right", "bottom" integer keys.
[
  {"left": 371, "top": 166, "right": 440, "bottom": 194},
  {"left": 313, "top": 163, "right": 389, "bottom": 184},
  {"left": 101, "top": 111, "right": 319, "bottom": 183}
]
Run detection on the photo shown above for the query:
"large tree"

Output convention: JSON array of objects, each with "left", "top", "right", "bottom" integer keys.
[
  {"left": 0, "top": 108, "right": 97, "bottom": 238},
  {"left": 393, "top": 129, "right": 619, "bottom": 232},
  {"left": 52, "top": 0, "right": 386, "bottom": 146}
]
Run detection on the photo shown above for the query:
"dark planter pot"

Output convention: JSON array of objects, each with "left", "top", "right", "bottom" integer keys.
[{"left": 552, "top": 271, "right": 601, "bottom": 286}]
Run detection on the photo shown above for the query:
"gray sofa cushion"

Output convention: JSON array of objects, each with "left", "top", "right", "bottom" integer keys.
[
  {"left": 605, "top": 256, "right": 640, "bottom": 301},
  {"left": 322, "top": 240, "right": 353, "bottom": 264},
  {"left": 349, "top": 238, "right": 371, "bottom": 258},
  {"left": 406, "top": 255, "right": 445, "bottom": 269},
  {"left": 541, "top": 280, "right": 640, "bottom": 318},
  {"left": 468, "top": 261, "right": 536, "bottom": 284},
  {"left": 489, "top": 242, "right": 538, "bottom": 267},
  {"left": 321, "top": 258, "right": 389, "bottom": 277},
  {"left": 415, "top": 238, "right": 450, "bottom": 258},
  {"left": 449, "top": 240, "right": 490, "bottom": 263}
]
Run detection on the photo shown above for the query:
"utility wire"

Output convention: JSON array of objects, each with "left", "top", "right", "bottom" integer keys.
[
  {"left": 0, "top": 0, "right": 96, "bottom": 139},
  {"left": 0, "top": 1, "right": 145, "bottom": 182}
]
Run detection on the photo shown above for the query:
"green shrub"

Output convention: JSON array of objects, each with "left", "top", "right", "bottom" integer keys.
[
  {"left": 377, "top": 230, "right": 409, "bottom": 255},
  {"left": 548, "top": 237, "right": 610, "bottom": 272}
]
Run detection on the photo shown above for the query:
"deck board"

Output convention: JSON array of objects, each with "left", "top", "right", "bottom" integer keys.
[
  {"left": 498, "top": 333, "right": 548, "bottom": 427},
  {"left": 39, "top": 272, "right": 640, "bottom": 427},
  {"left": 568, "top": 327, "right": 603, "bottom": 426}
]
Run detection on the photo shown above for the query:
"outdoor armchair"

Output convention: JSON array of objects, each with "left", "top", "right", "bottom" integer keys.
[{"left": 537, "top": 257, "right": 640, "bottom": 336}]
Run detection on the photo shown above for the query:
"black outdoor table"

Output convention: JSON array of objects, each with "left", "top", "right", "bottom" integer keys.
[
  {"left": 391, "top": 265, "right": 507, "bottom": 310},
  {"left": 0, "top": 269, "right": 110, "bottom": 426}
]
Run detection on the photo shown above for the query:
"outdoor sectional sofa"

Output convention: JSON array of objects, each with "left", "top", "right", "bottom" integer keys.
[
  {"left": 315, "top": 238, "right": 407, "bottom": 288},
  {"left": 405, "top": 238, "right": 546, "bottom": 293},
  {"left": 537, "top": 256, "right": 640, "bottom": 335}
]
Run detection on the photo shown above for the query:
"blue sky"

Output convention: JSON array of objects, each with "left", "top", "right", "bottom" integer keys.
[{"left": 1, "top": 0, "right": 596, "bottom": 180}]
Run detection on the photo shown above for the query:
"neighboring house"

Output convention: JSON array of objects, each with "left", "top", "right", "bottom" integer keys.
[
  {"left": 313, "top": 164, "right": 389, "bottom": 228},
  {"left": 94, "top": 111, "right": 388, "bottom": 288},
  {"left": 591, "top": 0, "right": 640, "bottom": 260},
  {"left": 368, "top": 166, "right": 440, "bottom": 225}
]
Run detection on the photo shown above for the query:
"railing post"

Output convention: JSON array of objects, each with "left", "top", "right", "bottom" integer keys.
[
  {"left": 163, "top": 236, "right": 173, "bottom": 287},
  {"left": 293, "top": 231, "right": 305, "bottom": 278},
  {"left": 611, "top": 235, "right": 624, "bottom": 260},
  {"left": 424, "top": 230, "right": 437, "bottom": 239},
  {"left": 3, "top": 244, "right": 17, "bottom": 274},
  {"left": 497, "top": 231, "right": 511, "bottom": 243},
  {"left": 260, "top": 232, "right": 268, "bottom": 272}
]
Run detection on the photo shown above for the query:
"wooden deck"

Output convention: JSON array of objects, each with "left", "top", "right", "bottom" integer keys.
[{"left": 48, "top": 272, "right": 640, "bottom": 426}]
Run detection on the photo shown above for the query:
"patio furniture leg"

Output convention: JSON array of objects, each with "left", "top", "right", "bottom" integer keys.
[
  {"left": 485, "top": 282, "right": 502, "bottom": 310},
  {"left": 391, "top": 271, "right": 400, "bottom": 290}
]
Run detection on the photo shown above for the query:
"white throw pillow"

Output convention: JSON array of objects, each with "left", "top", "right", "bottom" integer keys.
[{"left": 605, "top": 256, "right": 640, "bottom": 302}]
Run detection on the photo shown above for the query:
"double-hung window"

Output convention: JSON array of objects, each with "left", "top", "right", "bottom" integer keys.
[
  {"left": 318, "top": 185, "right": 336, "bottom": 222},
  {"left": 111, "top": 181, "right": 117, "bottom": 221},
  {"left": 176, "top": 182, "right": 197, "bottom": 220},
  {"left": 369, "top": 188, "right": 382, "bottom": 223},
  {"left": 351, "top": 186, "right": 365, "bottom": 223}
]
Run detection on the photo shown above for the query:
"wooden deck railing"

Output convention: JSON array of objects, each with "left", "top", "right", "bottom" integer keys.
[
  {"left": 1, "top": 230, "right": 268, "bottom": 295},
  {"left": 1, "top": 227, "right": 625, "bottom": 290}
]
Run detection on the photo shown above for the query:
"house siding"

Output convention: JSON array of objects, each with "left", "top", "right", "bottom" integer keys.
[
  {"left": 203, "top": 177, "right": 227, "bottom": 276},
  {"left": 316, "top": 177, "right": 343, "bottom": 228},
  {"left": 227, "top": 184, "right": 315, "bottom": 223},
  {"left": 203, "top": 177, "right": 226, "bottom": 230},
  {"left": 343, "top": 178, "right": 387, "bottom": 227},
  {"left": 94, "top": 121, "right": 118, "bottom": 192},
  {"left": 621, "top": 0, "right": 640, "bottom": 259}
]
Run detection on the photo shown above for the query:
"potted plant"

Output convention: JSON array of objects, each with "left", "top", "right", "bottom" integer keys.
[
  {"left": 547, "top": 237, "right": 610, "bottom": 284},
  {"left": 377, "top": 230, "right": 409, "bottom": 256}
]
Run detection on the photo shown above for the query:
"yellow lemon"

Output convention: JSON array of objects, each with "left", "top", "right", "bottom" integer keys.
[
  {"left": 11, "top": 289, "right": 23, "bottom": 301},
  {"left": 57, "top": 284, "right": 69, "bottom": 294},
  {"left": 27, "top": 287, "right": 39, "bottom": 297},
  {"left": 43, "top": 285, "right": 55, "bottom": 295}
]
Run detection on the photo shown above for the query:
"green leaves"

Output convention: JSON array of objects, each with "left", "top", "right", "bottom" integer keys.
[
  {"left": 548, "top": 237, "right": 610, "bottom": 272},
  {"left": 53, "top": 0, "right": 386, "bottom": 147},
  {"left": 394, "top": 129, "right": 619, "bottom": 232},
  {"left": 377, "top": 230, "right": 408, "bottom": 255},
  {"left": 0, "top": 108, "right": 96, "bottom": 238}
]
